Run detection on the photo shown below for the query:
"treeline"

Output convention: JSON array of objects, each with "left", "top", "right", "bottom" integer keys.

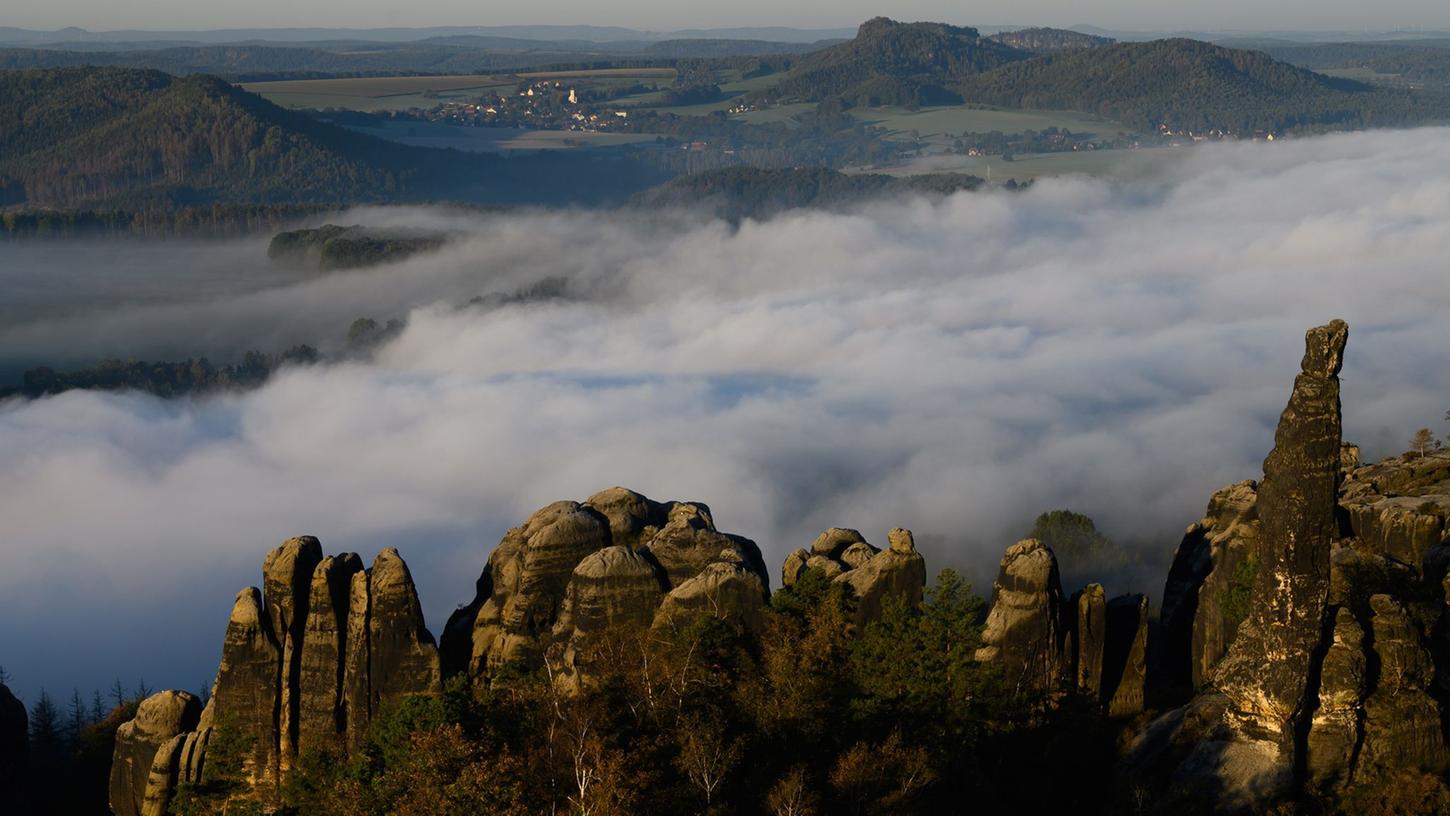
[
  {"left": 1260, "top": 40, "right": 1450, "bottom": 84},
  {"left": 634, "top": 166, "right": 990, "bottom": 221},
  {"left": 0, "top": 204, "right": 337, "bottom": 239},
  {"left": 175, "top": 569, "right": 1126, "bottom": 816},
  {"left": 2, "top": 667, "right": 161, "bottom": 816},
  {"left": 5, "top": 347, "right": 320, "bottom": 400}
]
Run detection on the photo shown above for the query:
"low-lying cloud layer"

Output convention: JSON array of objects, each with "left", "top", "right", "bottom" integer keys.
[{"left": 4, "top": 127, "right": 1450, "bottom": 702}]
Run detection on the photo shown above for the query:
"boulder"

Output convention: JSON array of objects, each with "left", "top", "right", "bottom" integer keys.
[
  {"left": 781, "top": 548, "right": 811, "bottom": 587},
  {"left": 654, "top": 555, "right": 768, "bottom": 632},
  {"left": 976, "top": 538, "right": 1064, "bottom": 694},
  {"left": 811, "top": 528, "right": 868, "bottom": 559},
  {"left": 109, "top": 690, "right": 201, "bottom": 816},
  {"left": 446, "top": 490, "right": 770, "bottom": 684}
]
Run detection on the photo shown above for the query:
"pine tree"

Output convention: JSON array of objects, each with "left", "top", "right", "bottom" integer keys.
[
  {"left": 29, "top": 690, "right": 62, "bottom": 761},
  {"left": 111, "top": 679, "right": 127, "bottom": 708},
  {"left": 91, "top": 690, "right": 106, "bottom": 723},
  {"left": 0, "top": 664, "right": 11, "bottom": 685},
  {"left": 66, "top": 689, "right": 88, "bottom": 748}
]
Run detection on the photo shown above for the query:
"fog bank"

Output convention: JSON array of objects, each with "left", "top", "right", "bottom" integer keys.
[{"left": 3, "top": 127, "right": 1450, "bottom": 702}]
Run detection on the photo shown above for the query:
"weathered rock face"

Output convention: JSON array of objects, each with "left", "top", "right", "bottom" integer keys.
[
  {"left": 1357, "top": 594, "right": 1447, "bottom": 779},
  {"left": 109, "top": 690, "right": 202, "bottom": 816},
  {"left": 1213, "top": 320, "right": 1346, "bottom": 749},
  {"left": 1158, "top": 481, "right": 1260, "bottom": 699},
  {"left": 833, "top": 528, "right": 926, "bottom": 626},
  {"left": 1067, "top": 584, "right": 1107, "bottom": 700},
  {"left": 111, "top": 541, "right": 441, "bottom": 810},
  {"left": 976, "top": 538, "right": 1064, "bottom": 694},
  {"left": 656, "top": 555, "right": 768, "bottom": 632},
  {"left": 297, "top": 553, "right": 363, "bottom": 756},
  {"left": 0, "top": 682, "right": 27, "bottom": 810},
  {"left": 211, "top": 587, "right": 282, "bottom": 788},
  {"left": 262, "top": 536, "right": 322, "bottom": 772},
  {"left": 443, "top": 488, "right": 770, "bottom": 686},
  {"left": 1306, "top": 608, "right": 1366, "bottom": 791}
]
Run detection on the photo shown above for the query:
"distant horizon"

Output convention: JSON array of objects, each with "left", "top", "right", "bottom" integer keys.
[{"left": 5, "top": 0, "right": 1450, "bottom": 39}]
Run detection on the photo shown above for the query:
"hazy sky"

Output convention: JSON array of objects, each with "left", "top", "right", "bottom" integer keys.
[{"left": 6, "top": 0, "right": 1450, "bottom": 33}]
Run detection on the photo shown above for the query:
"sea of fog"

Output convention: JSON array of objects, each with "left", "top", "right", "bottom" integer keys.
[{"left": 3, "top": 127, "right": 1450, "bottom": 703}]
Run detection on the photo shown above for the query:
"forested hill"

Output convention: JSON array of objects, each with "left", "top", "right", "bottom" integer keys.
[
  {"left": 0, "top": 67, "right": 665, "bottom": 209},
  {"left": 758, "top": 17, "right": 1029, "bottom": 107},
  {"left": 955, "top": 38, "right": 1438, "bottom": 132}
]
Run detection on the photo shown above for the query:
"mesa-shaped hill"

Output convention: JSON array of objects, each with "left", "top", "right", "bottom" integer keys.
[
  {"left": 761, "top": 17, "right": 1030, "bottom": 106},
  {"left": 986, "top": 27, "right": 1115, "bottom": 54}
]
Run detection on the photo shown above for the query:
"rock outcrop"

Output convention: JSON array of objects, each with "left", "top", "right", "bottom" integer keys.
[
  {"left": 1158, "top": 480, "right": 1260, "bottom": 700},
  {"left": 109, "top": 690, "right": 202, "bottom": 816},
  {"left": 977, "top": 538, "right": 1065, "bottom": 694},
  {"left": 111, "top": 541, "right": 440, "bottom": 811},
  {"left": 1104, "top": 594, "right": 1148, "bottom": 717},
  {"left": 443, "top": 488, "right": 770, "bottom": 687},
  {"left": 832, "top": 528, "right": 927, "bottom": 626},
  {"left": 1066, "top": 584, "right": 1107, "bottom": 700}
]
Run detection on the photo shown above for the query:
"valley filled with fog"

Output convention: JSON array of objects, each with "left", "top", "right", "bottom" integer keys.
[{"left": 3, "top": 126, "right": 1450, "bottom": 701}]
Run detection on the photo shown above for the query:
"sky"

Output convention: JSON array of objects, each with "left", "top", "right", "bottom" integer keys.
[
  {"left": 3, "top": 127, "right": 1450, "bottom": 705},
  {"left": 5, "top": 0, "right": 1450, "bottom": 34}
]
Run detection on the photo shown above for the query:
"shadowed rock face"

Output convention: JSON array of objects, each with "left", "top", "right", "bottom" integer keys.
[
  {"left": 0, "top": 682, "right": 26, "bottom": 811},
  {"left": 1158, "top": 481, "right": 1260, "bottom": 700},
  {"left": 1357, "top": 594, "right": 1447, "bottom": 779},
  {"left": 1104, "top": 594, "right": 1148, "bottom": 717},
  {"left": 1214, "top": 320, "right": 1347, "bottom": 748},
  {"left": 108, "top": 690, "right": 201, "bottom": 816},
  {"left": 443, "top": 488, "right": 770, "bottom": 686},
  {"left": 1306, "top": 608, "right": 1366, "bottom": 791},
  {"left": 110, "top": 542, "right": 440, "bottom": 811},
  {"left": 976, "top": 538, "right": 1064, "bottom": 694}
]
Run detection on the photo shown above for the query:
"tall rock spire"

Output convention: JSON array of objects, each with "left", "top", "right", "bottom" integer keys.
[{"left": 1213, "top": 319, "right": 1347, "bottom": 746}]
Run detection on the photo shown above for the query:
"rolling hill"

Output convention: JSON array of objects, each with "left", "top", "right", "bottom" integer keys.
[
  {"left": 750, "top": 20, "right": 1448, "bottom": 133},
  {"left": 955, "top": 38, "right": 1429, "bottom": 132},
  {"left": 0, "top": 67, "right": 666, "bottom": 209}
]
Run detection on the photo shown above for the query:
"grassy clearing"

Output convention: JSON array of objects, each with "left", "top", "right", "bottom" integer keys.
[
  {"left": 847, "top": 106, "right": 1126, "bottom": 142},
  {"left": 346, "top": 120, "right": 659, "bottom": 152}
]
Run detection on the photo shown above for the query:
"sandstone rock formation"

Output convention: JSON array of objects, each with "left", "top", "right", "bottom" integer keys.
[
  {"left": 1158, "top": 480, "right": 1260, "bottom": 699},
  {"left": 1104, "top": 594, "right": 1148, "bottom": 717},
  {"left": 0, "top": 682, "right": 27, "bottom": 811},
  {"left": 977, "top": 538, "right": 1065, "bottom": 694},
  {"left": 111, "top": 541, "right": 440, "bottom": 812},
  {"left": 1066, "top": 583, "right": 1107, "bottom": 700},
  {"left": 109, "top": 690, "right": 202, "bottom": 816},
  {"left": 442, "top": 488, "right": 770, "bottom": 686},
  {"left": 833, "top": 528, "right": 927, "bottom": 626}
]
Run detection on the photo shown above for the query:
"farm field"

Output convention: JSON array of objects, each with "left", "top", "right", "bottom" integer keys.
[
  {"left": 345, "top": 120, "right": 660, "bottom": 152},
  {"left": 244, "top": 69, "right": 678, "bottom": 112},
  {"left": 847, "top": 106, "right": 1127, "bottom": 142}
]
